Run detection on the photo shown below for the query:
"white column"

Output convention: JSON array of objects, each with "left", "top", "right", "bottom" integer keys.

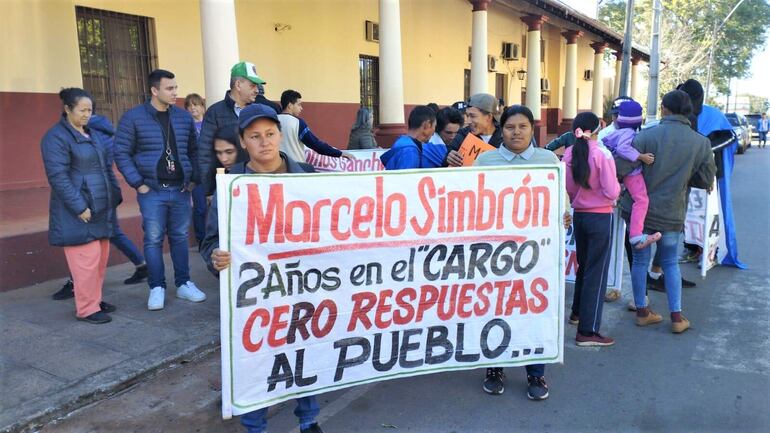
[
  {"left": 614, "top": 53, "right": 622, "bottom": 98},
  {"left": 590, "top": 42, "right": 607, "bottom": 117},
  {"left": 470, "top": 7, "right": 488, "bottom": 95},
  {"left": 378, "top": 0, "right": 405, "bottom": 125},
  {"left": 562, "top": 31, "right": 581, "bottom": 120},
  {"left": 631, "top": 58, "right": 640, "bottom": 101},
  {"left": 199, "top": 0, "right": 240, "bottom": 101},
  {"left": 521, "top": 16, "right": 547, "bottom": 121}
]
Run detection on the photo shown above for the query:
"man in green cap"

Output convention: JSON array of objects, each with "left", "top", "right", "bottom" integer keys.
[{"left": 198, "top": 61, "right": 272, "bottom": 197}]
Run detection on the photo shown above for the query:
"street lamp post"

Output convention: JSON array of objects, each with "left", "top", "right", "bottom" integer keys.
[
  {"left": 704, "top": 0, "right": 747, "bottom": 99},
  {"left": 618, "top": 0, "right": 634, "bottom": 97},
  {"left": 646, "top": 0, "right": 662, "bottom": 121}
]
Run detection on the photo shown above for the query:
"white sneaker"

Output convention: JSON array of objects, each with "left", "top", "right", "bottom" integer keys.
[
  {"left": 148, "top": 286, "right": 165, "bottom": 311},
  {"left": 176, "top": 281, "right": 206, "bottom": 303}
]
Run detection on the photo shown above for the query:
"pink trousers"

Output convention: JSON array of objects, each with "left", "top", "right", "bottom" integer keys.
[
  {"left": 624, "top": 173, "right": 649, "bottom": 239},
  {"left": 63, "top": 239, "right": 109, "bottom": 318}
]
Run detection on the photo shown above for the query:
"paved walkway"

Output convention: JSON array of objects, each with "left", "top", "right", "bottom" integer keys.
[{"left": 0, "top": 251, "right": 220, "bottom": 433}]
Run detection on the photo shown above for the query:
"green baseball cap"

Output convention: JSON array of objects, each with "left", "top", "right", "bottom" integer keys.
[{"left": 230, "top": 61, "right": 266, "bottom": 85}]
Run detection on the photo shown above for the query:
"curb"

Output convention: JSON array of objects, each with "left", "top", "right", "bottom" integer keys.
[{"left": 2, "top": 337, "right": 220, "bottom": 433}]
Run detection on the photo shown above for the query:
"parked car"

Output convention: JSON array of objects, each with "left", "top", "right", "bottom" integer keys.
[
  {"left": 726, "top": 112, "right": 751, "bottom": 154},
  {"left": 745, "top": 113, "right": 762, "bottom": 140}
]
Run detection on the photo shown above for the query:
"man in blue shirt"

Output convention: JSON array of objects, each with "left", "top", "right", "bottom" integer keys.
[
  {"left": 380, "top": 106, "right": 447, "bottom": 169},
  {"left": 758, "top": 113, "right": 768, "bottom": 148}
]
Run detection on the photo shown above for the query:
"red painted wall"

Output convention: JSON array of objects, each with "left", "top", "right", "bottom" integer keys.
[{"left": 0, "top": 92, "right": 62, "bottom": 191}]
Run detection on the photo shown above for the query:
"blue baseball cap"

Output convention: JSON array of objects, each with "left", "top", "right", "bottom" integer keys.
[{"left": 238, "top": 103, "right": 280, "bottom": 130}]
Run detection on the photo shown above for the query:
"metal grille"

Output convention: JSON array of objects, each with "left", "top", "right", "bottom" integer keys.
[
  {"left": 359, "top": 55, "right": 380, "bottom": 125},
  {"left": 76, "top": 6, "right": 158, "bottom": 124}
]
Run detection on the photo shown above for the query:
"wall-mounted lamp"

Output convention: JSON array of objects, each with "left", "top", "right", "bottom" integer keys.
[
  {"left": 274, "top": 23, "right": 292, "bottom": 32},
  {"left": 516, "top": 69, "right": 527, "bottom": 80}
]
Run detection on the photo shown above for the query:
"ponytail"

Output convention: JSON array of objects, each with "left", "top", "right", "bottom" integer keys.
[{"left": 571, "top": 112, "right": 600, "bottom": 189}]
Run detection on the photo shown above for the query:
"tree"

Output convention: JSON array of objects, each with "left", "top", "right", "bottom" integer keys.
[
  {"left": 599, "top": 0, "right": 770, "bottom": 97},
  {"left": 748, "top": 94, "right": 769, "bottom": 113}
]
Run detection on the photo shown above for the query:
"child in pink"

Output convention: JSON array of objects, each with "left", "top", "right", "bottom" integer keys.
[{"left": 602, "top": 100, "right": 661, "bottom": 249}]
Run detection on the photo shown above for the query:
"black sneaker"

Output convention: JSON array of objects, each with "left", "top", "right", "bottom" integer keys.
[
  {"left": 681, "top": 277, "right": 696, "bottom": 288},
  {"left": 77, "top": 311, "right": 112, "bottom": 324},
  {"left": 52, "top": 279, "right": 74, "bottom": 300},
  {"left": 99, "top": 301, "right": 116, "bottom": 313},
  {"left": 646, "top": 275, "right": 666, "bottom": 293},
  {"left": 300, "top": 423, "right": 323, "bottom": 433},
  {"left": 526, "top": 375, "right": 550, "bottom": 401},
  {"left": 483, "top": 367, "right": 505, "bottom": 395},
  {"left": 124, "top": 264, "right": 148, "bottom": 285}
]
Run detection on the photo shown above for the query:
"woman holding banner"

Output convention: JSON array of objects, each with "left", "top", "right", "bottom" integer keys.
[
  {"left": 563, "top": 112, "right": 621, "bottom": 347},
  {"left": 200, "top": 103, "right": 323, "bottom": 433},
  {"left": 473, "top": 105, "right": 570, "bottom": 400}
]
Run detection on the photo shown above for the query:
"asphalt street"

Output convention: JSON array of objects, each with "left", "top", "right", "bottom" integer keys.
[{"left": 42, "top": 144, "right": 770, "bottom": 433}]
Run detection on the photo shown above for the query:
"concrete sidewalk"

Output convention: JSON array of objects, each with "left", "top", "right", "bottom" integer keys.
[{"left": 0, "top": 251, "right": 220, "bottom": 433}]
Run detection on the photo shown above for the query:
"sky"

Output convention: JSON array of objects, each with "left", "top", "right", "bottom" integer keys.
[{"left": 734, "top": 32, "right": 770, "bottom": 99}]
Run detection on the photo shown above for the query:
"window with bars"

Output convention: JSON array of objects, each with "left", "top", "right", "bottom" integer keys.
[
  {"left": 359, "top": 55, "right": 380, "bottom": 125},
  {"left": 76, "top": 6, "right": 158, "bottom": 124}
]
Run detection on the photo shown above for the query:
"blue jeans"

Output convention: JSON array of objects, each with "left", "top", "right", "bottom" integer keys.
[
  {"left": 240, "top": 396, "right": 320, "bottom": 433},
  {"left": 526, "top": 363, "right": 545, "bottom": 377},
  {"left": 137, "top": 186, "right": 191, "bottom": 289},
  {"left": 110, "top": 208, "right": 144, "bottom": 265},
  {"left": 191, "top": 184, "right": 207, "bottom": 244},
  {"left": 631, "top": 231, "right": 682, "bottom": 312}
]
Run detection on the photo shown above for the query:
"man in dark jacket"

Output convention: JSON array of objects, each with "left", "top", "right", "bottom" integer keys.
[
  {"left": 201, "top": 103, "right": 324, "bottom": 433},
  {"left": 545, "top": 131, "right": 576, "bottom": 152},
  {"left": 444, "top": 93, "right": 503, "bottom": 166},
  {"left": 115, "top": 69, "right": 205, "bottom": 312},
  {"left": 618, "top": 90, "right": 716, "bottom": 334},
  {"left": 198, "top": 61, "right": 263, "bottom": 195}
]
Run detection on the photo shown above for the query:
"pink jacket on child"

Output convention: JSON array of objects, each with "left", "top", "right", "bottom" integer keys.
[{"left": 563, "top": 140, "right": 621, "bottom": 213}]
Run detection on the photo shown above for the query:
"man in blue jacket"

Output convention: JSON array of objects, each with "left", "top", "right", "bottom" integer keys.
[
  {"left": 115, "top": 69, "right": 206, "bottom": 311},
  {"left": 380, "top": 105, "right": 446, "bottom": 169}
]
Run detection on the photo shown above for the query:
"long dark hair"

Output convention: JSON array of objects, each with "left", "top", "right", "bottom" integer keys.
[
  {"left": 59, "top": 87, "right": 92, "bottom": 113},
  {"left": 571, "top": 112, "right": 600, "bottom": 189},
  {"left": 207, "top": 125, "right": 247, "bottom": 192},
  {"left": 500, "top": 105, "right": 535, "bottom": 128}
]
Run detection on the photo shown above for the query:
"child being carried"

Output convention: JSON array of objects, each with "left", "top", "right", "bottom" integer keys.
[{"left": 602, "top": 100, "right": 661, "bottom": 249}]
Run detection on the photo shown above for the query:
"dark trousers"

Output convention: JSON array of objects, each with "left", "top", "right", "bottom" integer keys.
[
  {"left": 191, "top": 184, "right": 207, "bottom": 243},
  {"left": 110, "top": 208, "right": 144, "bottom": 265},
  {"left": 571, "top": 212, "right": 613, "bottom": 335}
]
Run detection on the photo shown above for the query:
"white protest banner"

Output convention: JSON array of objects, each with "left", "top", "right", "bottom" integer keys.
[
  {"left": 684, "top": 184, "right": 721, "bottom": 277},
  {"left": 684, "top": 188, "right": 708, "bottom": 248},
  {"left": 216, "top": 166, "right": 565, "bottom": 418},
  {"left": 304, "top": 148, "right": 386, "bottom": 172},
  {"left": 564, "top": 208, "right": 626, "bottom": 290}
]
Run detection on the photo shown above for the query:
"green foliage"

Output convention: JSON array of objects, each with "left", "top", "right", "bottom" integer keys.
[
  {"left": 598, "top": 0, "right": 770, "bottom": 97},
  {"left": 748, "top": 94, "right": 770, "bottom": 113}
]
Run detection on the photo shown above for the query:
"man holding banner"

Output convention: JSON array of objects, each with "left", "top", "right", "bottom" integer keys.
[
  {"left": 201, "top": 103, "right": 323, "bottom": 433},
  {"left": 445, "top": 93, "right": 502, "bottom": 167}
]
